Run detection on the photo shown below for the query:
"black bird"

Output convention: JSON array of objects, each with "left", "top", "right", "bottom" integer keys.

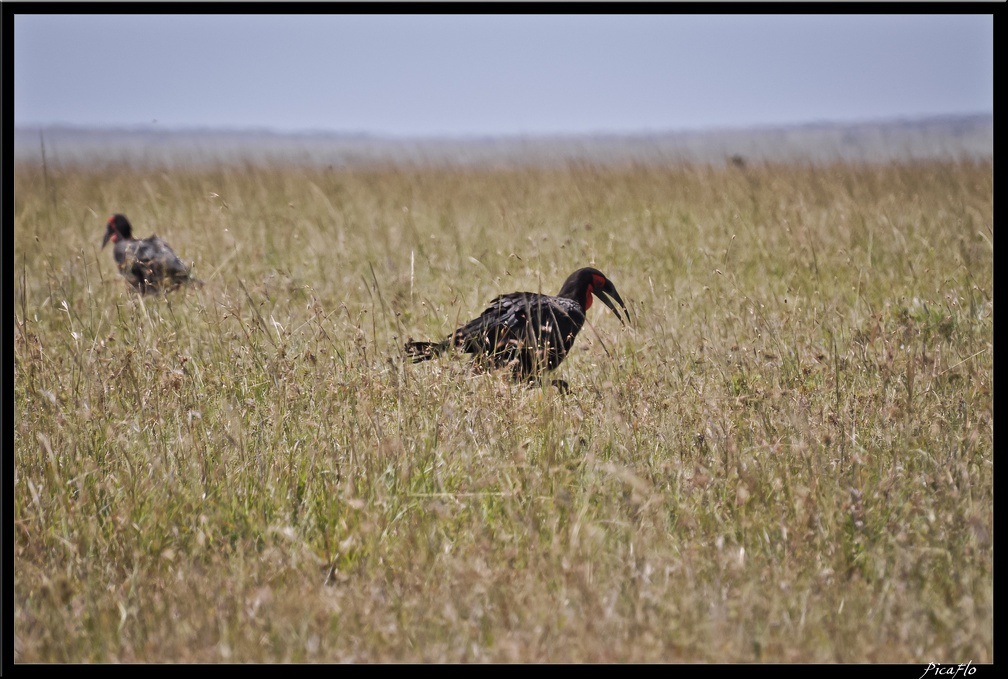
[
  {"left": 102, "top": 214, "right": 200, "bottom": 294},
  {"left": 405, "top": 267, "right": 629, "bottom": 382}
]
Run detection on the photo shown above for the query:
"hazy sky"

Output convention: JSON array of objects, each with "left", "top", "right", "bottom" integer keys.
[{"left": 13, "top": 13, "right": 994, "bottom": 137}]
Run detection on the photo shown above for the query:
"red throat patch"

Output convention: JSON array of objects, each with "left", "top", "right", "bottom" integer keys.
[{"left": 587, "top": 273, "right": 608, "bottom": 310}]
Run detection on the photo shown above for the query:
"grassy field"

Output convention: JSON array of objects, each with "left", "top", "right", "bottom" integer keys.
[{"left": 13, "top": 153, "right": 993, "bottom": 662}]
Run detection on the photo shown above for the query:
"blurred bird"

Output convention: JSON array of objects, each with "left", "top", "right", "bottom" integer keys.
[
  {"left": 102, "top": 214, "right": 201, "bottom": 294},
  {"left": 405, "top": 267, "right": 629, "bottom": 385}
]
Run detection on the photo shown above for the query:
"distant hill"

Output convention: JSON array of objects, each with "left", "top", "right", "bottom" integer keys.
[{"left": 12, "top": 114, "right": 993, "bottom": 167}]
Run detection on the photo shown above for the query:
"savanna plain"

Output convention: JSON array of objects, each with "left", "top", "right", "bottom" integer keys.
[{"left": 13, "top": 151, "right": 993, "bottom": 662}]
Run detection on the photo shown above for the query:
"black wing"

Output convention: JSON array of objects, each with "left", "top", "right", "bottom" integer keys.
[
  {"left": 450, "top": 292, "right": 532, "bottom": 362},
  {"left": 119, "top": 236, "right": 192, "bottom": 292},
  {"left": 450, "top": 292, "right": 585, "bottom": 375}
]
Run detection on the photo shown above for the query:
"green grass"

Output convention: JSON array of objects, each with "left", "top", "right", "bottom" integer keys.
[{"left": 13, "top": 156, "right": 993, "bottom": 662}]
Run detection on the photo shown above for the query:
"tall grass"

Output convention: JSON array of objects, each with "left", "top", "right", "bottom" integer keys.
[{"left": 13, "top": 156, "right": 992, "bottom": 662}]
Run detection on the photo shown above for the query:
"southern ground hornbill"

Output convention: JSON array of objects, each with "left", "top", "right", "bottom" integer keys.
[{"left": 405, "top": 267, "right": 629, "bottom": 386}]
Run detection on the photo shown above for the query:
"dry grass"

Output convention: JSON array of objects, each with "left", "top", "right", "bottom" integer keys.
[{"left": 13, "top": 155, "right": 993, "bottom": 662}]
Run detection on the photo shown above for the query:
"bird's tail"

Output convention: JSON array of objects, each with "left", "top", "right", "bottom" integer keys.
[{"left": 404, "top": 340, "right": 448, "bottom": 362}]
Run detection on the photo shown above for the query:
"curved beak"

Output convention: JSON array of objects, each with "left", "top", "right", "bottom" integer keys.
[
  {"left": 101, "top": 227, "right": 113, "bottom": 249},
  {"left": 598, "top": 280, "right": 630, "bottom": 325}
]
